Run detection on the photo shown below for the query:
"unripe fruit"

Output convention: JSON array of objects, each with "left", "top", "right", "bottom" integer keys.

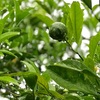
[{"left": 49, "top": 22, "right": 67, "bottom": 41}]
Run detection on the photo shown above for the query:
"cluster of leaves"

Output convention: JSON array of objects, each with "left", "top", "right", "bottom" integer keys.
[{"left": 0, "top": 0, "right": 100, "bottom": 100}]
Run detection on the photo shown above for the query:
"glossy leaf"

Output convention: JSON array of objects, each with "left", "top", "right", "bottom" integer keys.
[
  {"left": 47, "top": 59, "right": 100, "bottom": 96},
  {"left": 70, "top": 2, "right": 83, "bottom": 44},
  {"left": 0, "top": 32, "right": 20, "bottom": 43}
]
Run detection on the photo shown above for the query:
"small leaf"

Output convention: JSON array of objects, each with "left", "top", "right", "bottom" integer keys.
[
  {"left": 0, "top": 32, "right": 20, "bottom": 43},
  {"left": 21, "top": 60, "right": 38, "bottom": 73},
  {"left": 14, "top": 0, "right": 30, "bottom": 25},
  {"left": 70, "top": 1, "right": 83, "bottom": 44},
  {"left": 0, "top": 76, "right": 19, "bottom": 86},
  {"left": 0, "top": 49, "right": 17, "bottom": 57},
  {"left": 0, "top": 13, "right": 9, "bottom": 35},
  {"left": 26, "top": 59, "right": 40, "bottom": 73},
  {"left": 81, "top": 0, "right": 92, "bottom": 9},
  {"left": 88, "top": 32, "right": 100, "bottom": 59}
]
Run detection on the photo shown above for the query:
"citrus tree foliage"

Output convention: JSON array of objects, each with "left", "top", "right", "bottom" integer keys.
[{"left": 0, "top": 0, "right": 100, "bottom": 100}]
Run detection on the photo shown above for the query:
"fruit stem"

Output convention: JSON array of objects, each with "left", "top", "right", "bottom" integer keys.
[{"left": 65, "top": 40, "right": 83, "bottom": 61}]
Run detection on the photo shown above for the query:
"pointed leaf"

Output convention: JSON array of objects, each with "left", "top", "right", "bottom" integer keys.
[
  {"left": 0, "top": 49, "right": 17, "bottom": 57},
  {"left": 0, "top": 13, "right": 9, "bottom": 35},
  {"left": 14, "top": 0, "right": 30, "bottom": 24},
  {"left": 26, "top": 59, "right": 40, "bottom": 73},
  {"left": 21, "top": 61, "right": 37, "bottom": 73},
  {"left": 70, "top": 2, "right": 83, "bottom": 44},
  {"left": 0, "top": 76, "right": 19, "bottom": 86},
  {"left": 0, "top": 32, "right": 20, "bottom": 43}
]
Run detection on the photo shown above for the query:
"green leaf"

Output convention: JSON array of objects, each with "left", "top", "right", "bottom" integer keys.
[
  {"left": 37, "top": 75, "right": 49, "bottom": 90},
  {"left": 0, "top": 32, "right": 20, "bottom": 43},
  {"left": 25, "top": 93, "right": 35, "bottom": 100},
  {"left": 21, "top": 61, "right": 37, "bottom": 73},
  {"left": 88, "top": 32, "right": 100, "bottom": 59},
  {"left": 65, "top": 94, "right": 80, "bottom": 100},
  {"left": 0, "top": 76, "right": 19, "bottom": 86},
  {"left": 49, "top": 90, "right": 65, "bottom": 99},
  {"left": 42, "top": 71, "right": 51, "bottom": 83},
  {"left": 36, "top": 0, "right": 51, "bottom": 14},
  {"left": 26, "top": 25, "right": 33, "bottom": 42},
  {"left": 21, "top": 61, "right": 49, "bottom": 90},
  {"left": 32, "top": 3, "right": 54, "bottom": 27},
  {"left": 34, "top": 13, "right": 54, "bottom": 27},
  {"left": 47, "top": 59, "right": 100, "bottom": 96},
  {"left": 84, "top": 57, "right": 94, "bottom": 70},
  {"left": 14, "top": 0, "right": 30, "bottom": 25},
  {"left": 0, "top": 49, "right": 17, "bottom": 57},
  {"left": 24, "top": 72, "right": 37, "bottom": 90},
  {"left": 81, "top": 0, "right": 92, "bottom": 9},
  {"left": 83, "top": 95, "right": 95, "bottom": 100},
  {"left": 70, "top": 2, "right": 83, "bottom": 44},
  {"left": 67, "top": 15, "right": 74, "bottom": 43},
  {"left": 26, "top": 59, "right": 40, "bottom": 74},
  {"left": 0, "top": 13, "right": 9, "bottom": 35}
]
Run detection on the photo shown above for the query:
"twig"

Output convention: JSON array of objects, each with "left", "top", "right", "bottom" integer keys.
[{"left": 65, "top": 40, "right": 83, "bottom": 61}]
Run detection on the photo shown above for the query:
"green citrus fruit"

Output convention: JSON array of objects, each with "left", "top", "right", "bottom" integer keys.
[{"left": 49, "top": 22, "right": 67, "bottom": 41}]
